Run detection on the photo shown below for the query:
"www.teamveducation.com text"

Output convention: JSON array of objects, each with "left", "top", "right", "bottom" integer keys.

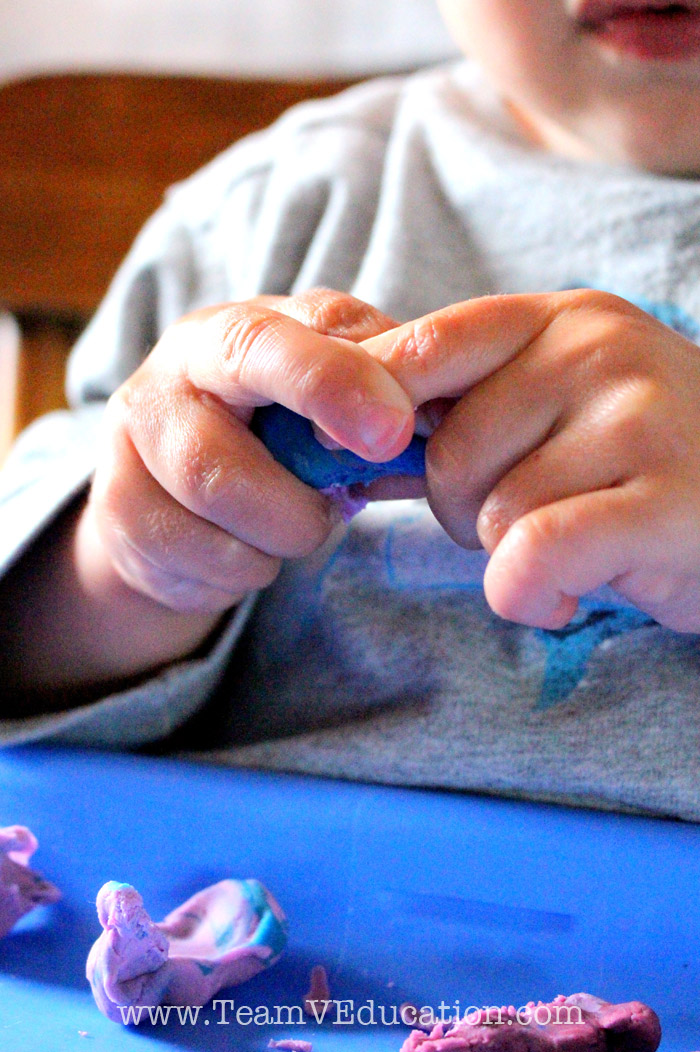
[{"left": 116, "top": 999, "right": 586, "bottom": 1028}]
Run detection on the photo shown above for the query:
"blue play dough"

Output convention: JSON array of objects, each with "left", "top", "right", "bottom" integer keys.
[{"left": 254, "top": 403, "right": 426, "bottom": 488}]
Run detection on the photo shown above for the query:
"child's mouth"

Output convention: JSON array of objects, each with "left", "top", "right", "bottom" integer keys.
[{"left": 576, "top": 1, "right": 700, "bottom": 60}]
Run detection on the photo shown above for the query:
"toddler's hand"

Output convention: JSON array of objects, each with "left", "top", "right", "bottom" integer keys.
[
  {"left": 83, "top": 290, "right": 413, "bottom": 613},
  {"left": 362, "top": 289, "right": 700, "bottom": 632}
]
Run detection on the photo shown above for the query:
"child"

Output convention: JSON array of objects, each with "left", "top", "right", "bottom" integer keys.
[{"left": 2, "top": 0, "right": 700, "bottom": 820}]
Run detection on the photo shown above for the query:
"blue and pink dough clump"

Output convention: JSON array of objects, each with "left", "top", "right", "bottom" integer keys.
[{"left": 86, "top": 877, "right": 288, "bottom": 1022}]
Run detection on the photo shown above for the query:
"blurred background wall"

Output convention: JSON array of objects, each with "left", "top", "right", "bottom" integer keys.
[
  {"left": 0, "top": 0, "right": 459, "bottom": 457},
  {"left": 0, "top": 0, "right": 457, "bottom": 80}
]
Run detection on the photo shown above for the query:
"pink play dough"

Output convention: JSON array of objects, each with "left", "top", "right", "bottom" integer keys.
[
  {"left": 399, "top": 992, "right": 661, "bottom": 1052},
  {"left": 0, "top": 825, "right": 60, "bottom": 937}
]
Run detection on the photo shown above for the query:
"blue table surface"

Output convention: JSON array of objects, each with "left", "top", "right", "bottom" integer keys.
[{"left": 0, "top": 746, "right": 698, "bottom": 1051}]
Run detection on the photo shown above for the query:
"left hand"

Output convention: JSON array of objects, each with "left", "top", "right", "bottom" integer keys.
[{"left": 361, "top": 288, "right": 700, "bottom": 633}]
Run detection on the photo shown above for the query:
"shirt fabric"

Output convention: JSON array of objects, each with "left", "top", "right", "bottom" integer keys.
[{"left": 2, "top": 60, "right": 700, "bottom": 820}]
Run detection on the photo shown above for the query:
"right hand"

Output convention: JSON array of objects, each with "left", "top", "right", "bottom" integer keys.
[{"left": 80, "top": 289, "right": 415, "bottom": 614}]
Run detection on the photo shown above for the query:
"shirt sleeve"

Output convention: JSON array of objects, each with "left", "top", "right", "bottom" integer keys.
[
  {"left": 0, "top": 78, "right": 401, "bottom": 748},
  {"left": 0, "top": 166, "right": 268, "bottom": 748}
]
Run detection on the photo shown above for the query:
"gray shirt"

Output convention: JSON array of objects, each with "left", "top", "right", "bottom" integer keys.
[{"left": 2, "top": 60, "right": 700, "bottom": 820}]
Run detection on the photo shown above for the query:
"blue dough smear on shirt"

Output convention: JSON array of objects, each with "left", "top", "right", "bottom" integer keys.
[{"left": 253, "top": 403, "right": 426, "bottom": 488}]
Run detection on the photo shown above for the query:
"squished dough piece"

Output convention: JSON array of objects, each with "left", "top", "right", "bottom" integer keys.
[
  {"left": 87, "top": 878, "right": 288, "bottom": 1023},
  {"left": 0, "top": 825, "right": 60, "bottom": 938},
  {"left": 303, "top": 964, "right": 331, "bottom": 1016},
  {"left": 268, "top": 1041, "right": 313, "bottom": 1051},
  {"left": 319, "top": 484, "right": 370, "bottom": 524},
  {"left": 399, "top": 993, "right": 661, "bottom": 1052}
]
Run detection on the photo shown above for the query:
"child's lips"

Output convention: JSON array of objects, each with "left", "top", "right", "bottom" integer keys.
[{"left": 576, "top": 1, "right": 700, "bottom": 60}]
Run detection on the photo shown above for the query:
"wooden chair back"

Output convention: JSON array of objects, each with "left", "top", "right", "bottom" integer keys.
[{"left": 0, "top": 72, "right": 358, "bottom": 455}]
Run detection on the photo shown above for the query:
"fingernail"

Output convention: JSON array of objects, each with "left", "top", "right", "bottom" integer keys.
[
  {"left": 358, "top": 403, "right": 408, "bottom": 458},
  {"left": 313, "top": 425, "right": 344, "bottom": 451}
]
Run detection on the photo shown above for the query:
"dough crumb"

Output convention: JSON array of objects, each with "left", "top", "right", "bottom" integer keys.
[{"left": 303, "top": 964, "right": 331, "bottom": 1017}]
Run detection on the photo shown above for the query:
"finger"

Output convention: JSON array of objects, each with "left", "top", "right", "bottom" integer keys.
[
  {"left": 426, "top": 358, "right": 645, "bottom": 549},
  {"left": 169, "top": 303, "right": 413, "bottom": 462},
  {"left": 425, "top": 361, "right": 564, "bottom": 547},
  {"left": 425, "top": 304, "right": 682, "bottom": 549},
  {"left": 477, "top": 439, "right": 625, "bottom": 558},
  {"left": 92, "top": 425, "right": 282, "bottom": 612},
  {"left": 360, "top": 289, "right": 650, "bottom": 412},
  {"left": 261, "top": 287, "right": 399, "bottom": 342},
  {"left": 260, "top": 288, "right": 400, "bottom": 449},
  {"left": 482, "top": 481, "right": 694, "bottom": 630},
  {"left": 105, "top": 381, "right": 339, "bottom": 558},
  {"left": 475, "top": 380, "right": 661, "bottom": 553},
  {"left": 360, "top": 292, "right": 561, "bottom": 406}
]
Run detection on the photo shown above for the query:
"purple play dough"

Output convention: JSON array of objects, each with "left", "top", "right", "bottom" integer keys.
[
  {"left": 400, "top": 993, "right": 661, "bottom": 1052},
  {"left": 319, "top": 483, "right": 369, "bottom": 522},
  {"left": 0, "top": 825, "right": 60, "bottom": 938}
]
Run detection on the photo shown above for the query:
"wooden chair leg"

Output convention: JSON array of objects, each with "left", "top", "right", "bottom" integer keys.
[
  {"left": 13, "top": 315, "right": 75, "bottom": 432},
  {"left": 0, "top": 311, "right": 20, "bottom": 466},
  {"left": 0, "top": 313, "right": 82, "bottom": 465}
]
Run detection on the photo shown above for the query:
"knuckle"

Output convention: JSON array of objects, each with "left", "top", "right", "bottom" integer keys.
[
  {"left": 476, "top": 495, "right": 513, "bottom": 552},
  {"left": 624, "top": 568, "right": 678, "bottom": 611},
  {"left": 399, "top": 315, "right": 445, "bottom": 376},
  {"left": 109, "top": 525, "right": 243, "bottom": 614},
  {"left": 564, "top": 287, "right": 639, "bottom": 320},
  {"left": 139, "top": 572, "right": 234, "bottom": 614},
  {"left": 426, "top": 444, "right": 484, "bottom": 549},
  {"left": 295, "top": 287, "right": 367, "bottom": 336},
  {"left": 425, "top": 426, "right": 480, "bottom": 502},
  {"left": 103, "top": 383, "right": 136, "bottom": 436},
  {"left": 396, "top": 305, "right": 470, "bottom": 376},
  {"left": 216, "top": 307, "right": 284, "bottom": 385},
  {"left": 90, "top": 432, "right": 139, "bottom": 527},
  {"left": 556, "top": 285, "right": 630, "bottom": 328},
  {"left": 182, "top": 448, "right": 239, "bottom": 519},
  {"left": 595, "top": 376, "right": 670, "bottom": 459},
  {"left": 505, "top": 507, "right": 563, "bottom": 563},
  {"left": 105, "top": 369, "right": 178, "bottom": 451},
  {"left": 549, "top": 303, "right": 654, "bottom": 388}
]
